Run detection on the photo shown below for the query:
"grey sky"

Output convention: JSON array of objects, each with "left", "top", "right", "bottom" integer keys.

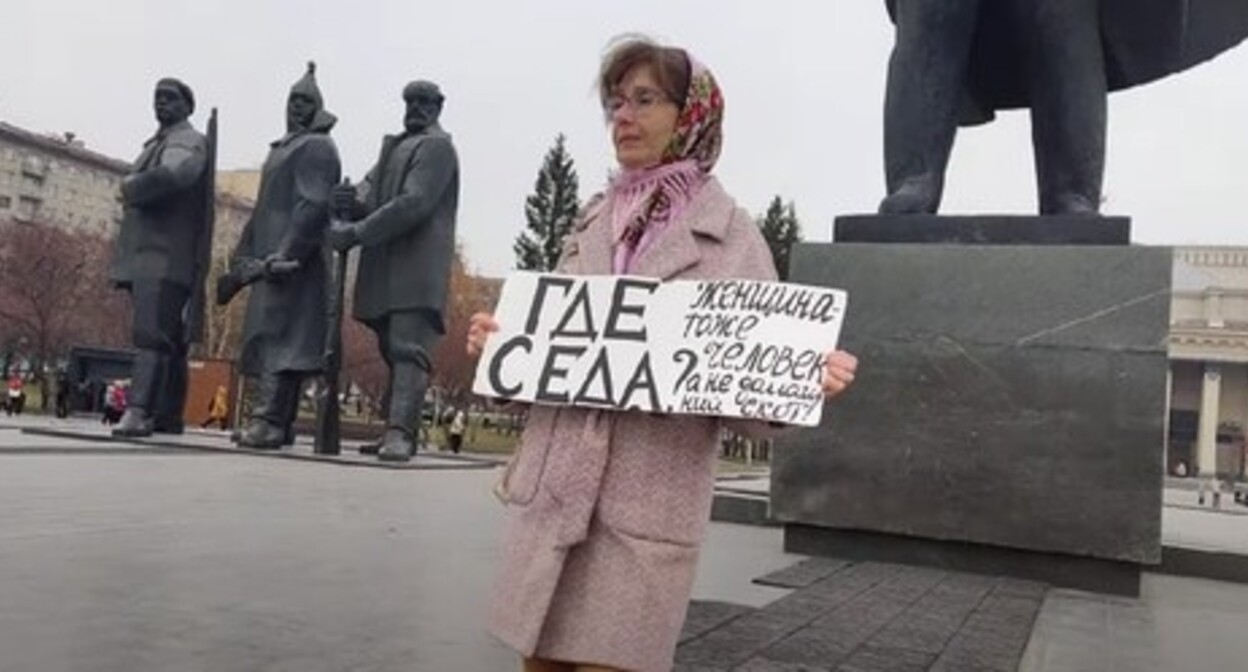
[{"left": 3, "top": 1, "right": 1247, "bottom": 277}]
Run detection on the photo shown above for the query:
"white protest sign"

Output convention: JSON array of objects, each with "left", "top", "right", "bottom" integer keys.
[{"left": 472, "top": 272, "right": 847, "bottom": 426}]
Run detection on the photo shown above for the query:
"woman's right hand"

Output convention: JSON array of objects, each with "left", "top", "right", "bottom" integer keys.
[{"left": 466, "top": 312, "right": 500, "bottom": 357}]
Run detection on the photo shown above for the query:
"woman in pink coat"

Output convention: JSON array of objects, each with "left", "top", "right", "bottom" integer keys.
[{"left": 468, "top": 36, "right": 859, "bottom": 672}]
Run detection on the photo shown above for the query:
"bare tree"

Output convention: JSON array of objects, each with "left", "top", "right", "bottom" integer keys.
[
  {"left": 431, "top": 247, "right": 502, "bottom": 407},
  {"left": 0, "top": 219, "right": 129, "bottom": 405}
]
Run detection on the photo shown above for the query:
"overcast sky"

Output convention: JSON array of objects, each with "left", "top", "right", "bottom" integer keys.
[{"left": 3, "top": 1, "right": 1248, "bottom": 277}]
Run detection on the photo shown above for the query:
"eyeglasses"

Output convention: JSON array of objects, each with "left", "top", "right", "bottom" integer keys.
[{"left": 603, "top": 87, "right": 671, "bottom": 119}]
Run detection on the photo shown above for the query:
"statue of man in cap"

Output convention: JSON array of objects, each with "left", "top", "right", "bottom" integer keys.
[
  {"left": 879, "top": 0, "right": 1248, "bottom": 216},
  {"left": 328, "top": 80, "right": 459, "bottom": 462},
  {"left": 218, "top": 62, "right": 342, "bottom": 449},
  {"left": 110, "top": 77, "right": 211, "bottom": 437}
]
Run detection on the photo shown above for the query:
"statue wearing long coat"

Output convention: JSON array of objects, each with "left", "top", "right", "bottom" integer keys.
[
  {"left": 351, "top": 123, "right": 459, "bottom": 329},
  {"left": 885, "top": 0, "right": 1248, "bottom": 125},
  {"left": 233, "top": 114, "right": 341, "bottom": 376}
]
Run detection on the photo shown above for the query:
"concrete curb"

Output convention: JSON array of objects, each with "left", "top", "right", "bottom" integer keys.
[{"left": 19, "top": 427, "right": 503, "bottom": 471}]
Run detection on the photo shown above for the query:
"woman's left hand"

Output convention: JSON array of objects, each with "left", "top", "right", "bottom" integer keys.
[{"left": 822, "top": 350, "right": 858, "bottom": 399}]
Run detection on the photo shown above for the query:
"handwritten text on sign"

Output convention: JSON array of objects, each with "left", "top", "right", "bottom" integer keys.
[{"left": 471, "top": 272, "right": 847, "bottom": 427}]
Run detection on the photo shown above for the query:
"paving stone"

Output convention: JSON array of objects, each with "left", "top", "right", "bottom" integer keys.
[
  {"left": 681, "top": 600, "right": 755, "bottom": 644},
  {"left": 928, "top": 662, "right": 1006, "bottom": 672},
  {"left": 804, "top": 563, "right": 902, "bottom": 599},
  {"left": 867, "top": 612, "right": 964, "bottom": 655},
  {"left": 756, "top": 626, "right": 855, "bottom": 669},
  {"left": 835, "top": 646, "right": 935, "bottom": 672},
  {"left": 755, "top": 558, "right": 853, "bottom": 589},
  {"left": 961, "top": 612, "right": 1038, "bottom": 644},
  {"left": 760, "top": 592, "right": 843, "bottom": 623},
  {"left": 936, "top": 614, "right": 1034, "bottom": 672},
  {"left": 675, "top": 611, "right": 807, "bottom": 669},
  {"left": 868, "top": 567, "right": 946, "bottom": 604},
  {"left": 806, "top": 608, "right": 895, "bottom": 653},
  {"left": 977, "top": 595, "right": 1045, "bottom": 622},
  {"left": 927, "top": 574, "right": 999, "bottom": 604},
  {"left": 737, "top": 657, "right": 829, "bottom": 672},
  {"left": 992, "top": 579, "right": 1049, "bottom": 601}
]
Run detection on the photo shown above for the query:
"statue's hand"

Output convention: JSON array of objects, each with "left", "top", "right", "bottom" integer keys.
[
  {"left": 263, "top": 254, "right": 301, "bottom": 280},
  {"left": 327, "top": 222, "right": 361, "bottom": 252},
  {"left": 331, "top": 183, "right": 359, "bottom": 219}
]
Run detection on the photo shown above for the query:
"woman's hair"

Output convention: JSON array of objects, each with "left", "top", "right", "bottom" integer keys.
[{"left": 598, "top": 35, "right": 691, "bottom": 110}]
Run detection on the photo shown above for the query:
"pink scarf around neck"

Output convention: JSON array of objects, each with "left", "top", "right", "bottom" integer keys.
[{"left": 608, "top": 159, "right": 706, "bottom": 274}]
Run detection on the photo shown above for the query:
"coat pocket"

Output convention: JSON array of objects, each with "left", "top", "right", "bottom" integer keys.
[
  {"left": 596, "top": 414, "right": 720, "bottom": 546},
  {"left": 494, "top": 407, "right": 559, "bottom": 506}
]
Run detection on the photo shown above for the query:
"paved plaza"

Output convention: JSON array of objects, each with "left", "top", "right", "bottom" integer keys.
[{"left": 1, "top": 417, "right": 1247, "bottom": 671}]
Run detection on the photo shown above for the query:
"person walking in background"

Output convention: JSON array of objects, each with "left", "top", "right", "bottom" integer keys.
[
  {"left": 202, "top": 384, "right": 231, "bottom": 430},
  {"left": 469, "top": 36, "right": 859, "bottom": 672},
  {"left": 102, "top": 380, "right": 127, "bottom": 425},
  {"left": 6, "top": 375, "right": 25, "bottom": 416},
  {"left": 54, "top": 370, "right": 71, "bottom": 418},
  {"left": 448, "top": 406, "right": 466, "bottom": 454}
]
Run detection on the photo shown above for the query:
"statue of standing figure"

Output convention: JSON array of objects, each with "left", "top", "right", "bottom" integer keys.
[
  {"left": 219, "top": 63, "right": 342, "bottom": 449},
  {"left": 110, "top": 78, "right": 212, "bottom": 437},
  {"left": 328, "top": 81, "right": 460, "bottom": 462},
  {"left": 879, "top": 0, "right": 1248, "bottom": 216}
]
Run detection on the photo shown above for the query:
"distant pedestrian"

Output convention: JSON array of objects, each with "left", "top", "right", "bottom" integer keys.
[
  {"left": 201, "top": 384, "right": 230, "bottom": 430},
  {"left": 448, "top": 407, "right": 466, "bottom": 454},
  {"left": 54, "top": 371, "right": 71, "bottom": 418},
  {"left": 102, "top": 381, "right": 126, "bottom": 425},
  {"left": 6, "top": 375, "right": 25, "bottom": 416}
]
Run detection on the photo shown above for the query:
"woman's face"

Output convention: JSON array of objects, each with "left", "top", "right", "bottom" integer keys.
[{"left": 607, "top": 65, "right": 680, "bottom": 171}]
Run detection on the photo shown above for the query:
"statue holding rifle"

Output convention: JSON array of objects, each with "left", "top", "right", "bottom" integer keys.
[{"left": 218, "top": 62, "right": 342, "bottom": 449}]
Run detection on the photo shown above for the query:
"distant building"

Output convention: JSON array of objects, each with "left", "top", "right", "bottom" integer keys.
[
  {"left": 0, "top": 122, "right": 129, "bottom": 236},
  {"left": 217, "top": 169, "right": 261, "bottom": 202},
  {"left": 1169, "top": 247, "right": 1248, "bottom": 481},
  {"left": 0, "top": 119, "right": 252, "bottom": 254}
]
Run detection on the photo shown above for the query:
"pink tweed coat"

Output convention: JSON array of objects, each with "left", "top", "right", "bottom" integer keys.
[{"left": 488, "top": 177, "right": 781, "bottom": 671}]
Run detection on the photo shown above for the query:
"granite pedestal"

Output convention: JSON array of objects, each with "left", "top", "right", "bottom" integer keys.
[{"left": 771, "top": 215, "right": 1170, "bottom": 596}]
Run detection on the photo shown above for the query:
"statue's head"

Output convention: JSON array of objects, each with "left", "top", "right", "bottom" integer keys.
[
  {"left": 153, "top": 78, "right": 194, "bottom": 128},
  {"left": 402, "top": 80, "right": 444, "bottom": 134},
  {"left": 288, "top": 62, "right": 326, "bottom": 133}
]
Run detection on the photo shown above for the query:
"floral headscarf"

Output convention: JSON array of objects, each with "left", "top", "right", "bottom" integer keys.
[
  {"left": 610, "top": 53, "right": 725, "bottom": 273},
  {"left": 663, "top": 56, "right": 723, "bottom": 172}
]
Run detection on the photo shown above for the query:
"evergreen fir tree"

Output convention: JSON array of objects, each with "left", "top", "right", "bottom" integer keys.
[
  {"left": 514, "top": 134, "right": 580, "bottom": 271},
  {"left": 757, "top": 195, "right": 803, "bottom": 281}
]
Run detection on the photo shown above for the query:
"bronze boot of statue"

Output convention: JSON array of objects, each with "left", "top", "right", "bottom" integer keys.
[
  {"left": 377, "top": 361, "right": 429, "bottom": 462},
  {"left": 113, "top": 408, "right": 155, "bottom": 438},
  {"left": 153, "top": 348, "right": 188, "bottom": 435},
  {"left": 113, "top": 351, "right": 165, "bottom": 438},
  {"left": 237, "top": 373, "right": 298, "bottom": 450}
]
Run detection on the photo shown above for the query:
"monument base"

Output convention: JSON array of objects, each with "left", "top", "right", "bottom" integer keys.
[
  {"left": 785, "top": 525, "right": 1142, "bottom": 597},
  {"left": 834, "top": 213, "right": 1130, "bottom": 245},
  {"left": 772, "top": 215, "right": 1169, "bottom": 597}
]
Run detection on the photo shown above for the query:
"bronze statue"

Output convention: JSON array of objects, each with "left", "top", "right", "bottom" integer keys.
[
  {"left": 880, "top": 0, "right": 1248, "bottom": 216},
  {"left": 328, "top": 81, "right": 459, "bottom": 462},
  {"left": 110, "top": 78, "right": 212, "bottom": 437},
  {"left": 219, "top": 63, "right": 342, "bottom": 449}
]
